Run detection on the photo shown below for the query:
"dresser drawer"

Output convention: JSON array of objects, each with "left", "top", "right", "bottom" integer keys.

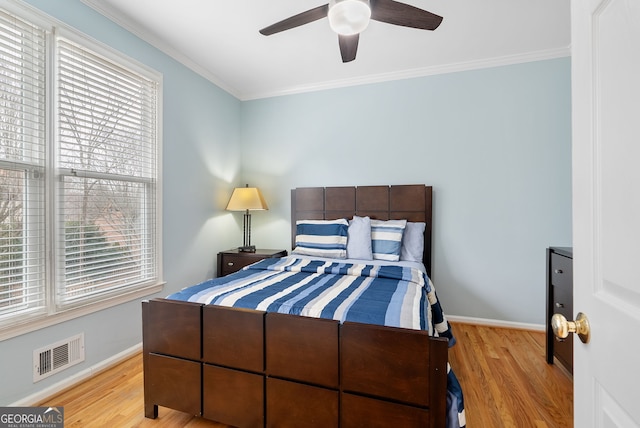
[
  {"left": 217, "top": 249, "right": 287, "bottom": 277},
  {"left": 553, "top": 327, "right": 573, "bottom": 371},
  {"left": 551, "top": 282, "right": 573, "bottom": 373},
  {"left": 220, "top": 254, "right": 260, "bottom": 275},
  {"left": 552, "top": 284, "right": 572, "bottom": 318},
  {"left": 550, "top": 253, "right": 572, "bottom": 289}
]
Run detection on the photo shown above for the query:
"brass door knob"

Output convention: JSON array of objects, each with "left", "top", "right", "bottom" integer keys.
[{"left": 551, "top": 312, "right": 590, "bottom": 344}]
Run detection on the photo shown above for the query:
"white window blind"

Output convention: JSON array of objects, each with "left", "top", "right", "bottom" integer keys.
[
  {"left": 0, "top": 4, "right": 161, "bottom": 336},
  {"left": 55, "top": 36, "right": 159, "bottom": 308},
  {"left": 0, "top": 10, "right": 47, "bottom": 321}
]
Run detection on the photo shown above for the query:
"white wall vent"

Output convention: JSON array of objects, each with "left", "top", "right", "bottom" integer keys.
[{"left": 33, "top": 333, "right": 85, "bottom": 382}]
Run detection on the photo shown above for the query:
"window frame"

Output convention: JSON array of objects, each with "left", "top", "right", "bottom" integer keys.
[{"left": 0, "top": 2, "right": 163, "bottom": 341}]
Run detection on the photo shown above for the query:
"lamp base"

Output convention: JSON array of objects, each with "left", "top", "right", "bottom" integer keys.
[{"left": 238, "top": 245, "right": 256, "bottom": 253}]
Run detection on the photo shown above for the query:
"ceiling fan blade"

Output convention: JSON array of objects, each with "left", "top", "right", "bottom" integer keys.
[
  {"left": 370, "top": 0, "right": 443, "bottom": 30},
  {"left": 338, "top": 34, "right": 359, "bottom": 63},
  {"left": 259, "top": 4, "right": 329, "bottom": 35}
]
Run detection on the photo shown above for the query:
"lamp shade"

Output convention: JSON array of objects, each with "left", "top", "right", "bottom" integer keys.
[{"left": 226, "top": 186, "right": 268, "bottom": 211}]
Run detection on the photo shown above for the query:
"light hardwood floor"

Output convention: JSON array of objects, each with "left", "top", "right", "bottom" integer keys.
[
  {"left": 37, "top": 322, "right": 573, "bottom": 427},
  {"left": 448, "top": 322, "right": 573, "bottom": 427}
]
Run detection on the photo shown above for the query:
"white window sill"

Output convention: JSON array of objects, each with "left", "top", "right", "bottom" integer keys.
[{"left": 0, "top": 282, "right": 165, "bottom": 342}]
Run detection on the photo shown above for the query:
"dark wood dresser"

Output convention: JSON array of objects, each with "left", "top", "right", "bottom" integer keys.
[{"left": 545, "top": 246, "right": 573, "bottom": 374}]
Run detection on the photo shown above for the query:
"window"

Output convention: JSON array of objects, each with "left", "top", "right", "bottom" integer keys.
[{"left": 0, "top": 6, "right": 162, "bottom": 337}]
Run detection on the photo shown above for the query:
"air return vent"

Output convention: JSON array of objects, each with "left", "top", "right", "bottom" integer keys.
[{"left": 33, "top": 333, "right": 85, "bottom": 382}]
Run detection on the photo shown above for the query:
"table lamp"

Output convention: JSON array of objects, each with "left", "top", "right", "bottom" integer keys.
[{"left": 226, "top": 184, "right": 268, "bottom": 252}]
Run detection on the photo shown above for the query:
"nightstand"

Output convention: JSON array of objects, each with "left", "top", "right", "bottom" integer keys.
[
  {"left": 217, "top": 249, "right": 288, "bottom": 277},
  {"left": 546, "top": 246, "right": 573, "bottom": 374}
]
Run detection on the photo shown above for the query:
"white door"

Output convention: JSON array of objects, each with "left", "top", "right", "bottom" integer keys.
[{"left": 571, "top": 0, "right": 640, "bottom": 427}]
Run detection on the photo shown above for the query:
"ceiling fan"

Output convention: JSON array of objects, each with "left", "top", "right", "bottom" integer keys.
[{"left": 259, "top": 0, "right": 443, "bottom": 63}]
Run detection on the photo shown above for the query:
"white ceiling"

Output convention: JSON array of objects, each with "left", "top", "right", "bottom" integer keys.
[{"left": 81, "top": 0, "right": 571, "bottom": 101}]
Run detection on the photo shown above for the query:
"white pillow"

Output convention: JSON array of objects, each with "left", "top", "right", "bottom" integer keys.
[
  {"left": 347, "top": 216, "right": 373, "bottom": 260},
  {"left": 400, "top": 222, "right": 426, "bottom": 263}
]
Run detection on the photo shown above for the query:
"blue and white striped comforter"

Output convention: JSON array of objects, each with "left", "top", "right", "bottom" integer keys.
[
  {"left": 171, "top": 256, "right": 441, "bottom": 332},
  {"left": 167, "top": 256, "right": 466, "bottom": 428}
]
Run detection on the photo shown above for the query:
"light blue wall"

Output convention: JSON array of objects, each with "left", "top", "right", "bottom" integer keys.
[
  {"left": 1, "top": 0, "right": 242, "bottom": 405},
  {"left": 240, "top": 58, "right": 572, "bottom": 325}
]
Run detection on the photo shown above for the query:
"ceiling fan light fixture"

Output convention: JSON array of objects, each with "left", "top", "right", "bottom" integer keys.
[{"left": 328, "top": 0, "right": 371, "bottom": 36}]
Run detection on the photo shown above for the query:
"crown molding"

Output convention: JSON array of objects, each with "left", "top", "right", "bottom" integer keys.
[{"left": 241, "top": 46, "right": 571, "bottom": 100}]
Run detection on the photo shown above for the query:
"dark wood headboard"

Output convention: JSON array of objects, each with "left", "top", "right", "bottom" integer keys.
[{"left": 291, "top": 185, "right": 433, "bottom": 276}]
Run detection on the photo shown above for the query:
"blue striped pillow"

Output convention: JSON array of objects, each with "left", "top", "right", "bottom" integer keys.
[
  {"left": 371, "top": 219, "right": 407, "bottom": 262},
  {"left": 293, "top": 219, "right": 349, "bottom": 259}
]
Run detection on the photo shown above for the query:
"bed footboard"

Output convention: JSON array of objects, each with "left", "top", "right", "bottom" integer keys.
[
  {"left": 142, "top": 298, "right": 449, "bottom": 427},
  {"left": 203, "top": 305, "right": 266, "bottom": 427},
  {"left": 341, "top": 322, "right": 448, "bottom": 426},
  {"left": 142, "top": 299, "right": 202, "bottom": 418}
]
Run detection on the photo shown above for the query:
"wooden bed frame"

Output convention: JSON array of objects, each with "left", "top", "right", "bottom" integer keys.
[{"left": 142, "top": 184, "right": 449, "bottom": 427}]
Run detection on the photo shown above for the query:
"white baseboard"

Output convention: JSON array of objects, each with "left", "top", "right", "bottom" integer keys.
[
  {"left": 447, "top": 315, "right": 545, "bottom": 332},
  {"left": 11, "top": 342, "right": 142, "bottom": 407}
]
